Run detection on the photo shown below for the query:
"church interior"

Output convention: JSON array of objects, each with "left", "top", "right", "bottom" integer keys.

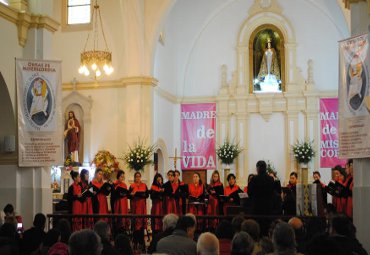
[{"left": 0, "top": 0, "right": 370, "bottom": 253}]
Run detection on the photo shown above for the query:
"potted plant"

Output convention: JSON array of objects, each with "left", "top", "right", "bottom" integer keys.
[{"left": 124, "top": 141, "right": 155, "bottom": 172}]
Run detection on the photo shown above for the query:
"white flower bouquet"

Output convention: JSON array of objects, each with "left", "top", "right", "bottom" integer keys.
[{"left": 292, "top": 140, "right": 315, "bottom": 164}]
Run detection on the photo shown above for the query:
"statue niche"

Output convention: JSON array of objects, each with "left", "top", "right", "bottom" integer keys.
[{"left": 250, "top": 25, "right": 285, "bottom": 93}]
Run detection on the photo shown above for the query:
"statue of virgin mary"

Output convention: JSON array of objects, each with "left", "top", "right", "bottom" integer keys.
[{"left": 257, "top": 39, "right": 281, "bottom": 91}]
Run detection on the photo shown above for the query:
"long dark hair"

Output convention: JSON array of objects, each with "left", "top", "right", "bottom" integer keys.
[
  {"left": 194, "top": 172, "right": 202, "bottom": 185},
  {"left": 116, "top": 170, "right": 125, "bottom": 180},
  {"left": 80, "top": 169, "right": 89, "bottom": 183},
  {"left": 152, "top": 173, "right": 163, "bottom": 187}
]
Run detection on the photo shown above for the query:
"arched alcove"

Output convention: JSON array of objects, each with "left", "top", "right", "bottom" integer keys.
[
  {"left": 0, "top": 72, "right": 16, "bottom": 158},
  {"left": 63, "top": 91, "right": 93, "bottom": 164},
  {"left": 155, "top": 138, "right": 169, "bottom": 177},
  {"left": 236, "top": 4, "right": 297, "bottom": 93}
]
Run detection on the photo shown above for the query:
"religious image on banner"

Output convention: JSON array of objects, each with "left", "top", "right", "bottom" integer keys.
[
  {"left": 16, "top": 59, "right": 63, "bottom": 166},
  {"left": 27, "top": 77, "right": 53, "bottom": 127},
  {"left": 338, "top": 33, "right": 370, "bottom": 158},
  {"left": 319, "top": 98, "right": 347, "bottom": 167},
  {"left": 181, "top": 103, "right": 216, "bottom": 170}
]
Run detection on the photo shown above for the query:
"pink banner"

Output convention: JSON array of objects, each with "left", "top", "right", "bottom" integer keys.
[
  {"left": 320, "top": 98, "right": 347, "bottom": 167},
  {"left": 181, "top": 103, "right": 216, "bottom": 170}
]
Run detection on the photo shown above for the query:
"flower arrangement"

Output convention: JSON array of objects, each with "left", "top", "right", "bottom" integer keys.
[
  {"left": 64, "top": 155, "right": 81, "bottom": 169},
  {"left": 266, "top": 160, "right": 278, "bottom": 178},
  {"left": 216, "top": 140, "right": 243, "bottom": 165},
  {"left": 124, "top": 141, "right": 155, "bottom": 171},
  {"left": 292, "top": 140, "right": 315, "bottom": 164},
  {"left": 92, "top": 150, "right": 120, "bottom": 178}
]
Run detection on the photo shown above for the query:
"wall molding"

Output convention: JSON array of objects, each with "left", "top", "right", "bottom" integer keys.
[
  {"left": 0, "top": 3, "right": 60, "bottom": 47},
  {"left": 62, "top": 76, "right": 158, "bottom": 91}
]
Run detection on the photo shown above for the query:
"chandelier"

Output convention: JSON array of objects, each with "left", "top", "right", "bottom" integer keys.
[{"left": 78, "top": 0, "right": 113, "bottom": 79}]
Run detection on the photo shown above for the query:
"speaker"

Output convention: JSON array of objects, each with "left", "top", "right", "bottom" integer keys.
[{"left": 3, "top": 135, "right": 15, "bottom": 153}]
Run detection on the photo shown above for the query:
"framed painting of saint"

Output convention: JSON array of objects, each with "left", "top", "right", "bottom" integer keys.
[{"left": 249, "top": 24, "right": 285, "bottom": 93}]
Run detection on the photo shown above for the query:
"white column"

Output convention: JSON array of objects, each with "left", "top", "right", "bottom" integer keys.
[{"left": 350, "top": 2, "right": 370, "bottom": 251}]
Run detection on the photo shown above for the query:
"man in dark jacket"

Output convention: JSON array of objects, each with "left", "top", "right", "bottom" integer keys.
[{"left": 247, "top": 160, "right": 275, "bottom": 215}]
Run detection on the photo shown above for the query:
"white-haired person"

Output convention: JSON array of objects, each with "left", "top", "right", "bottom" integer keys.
[{"left": 197, "top": 232, "right": 219, "bottom": 255}]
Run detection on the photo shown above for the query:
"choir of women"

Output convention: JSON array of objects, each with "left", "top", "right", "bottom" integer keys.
[{"left": 67, "top": 159, "right": 354, "bottom": 233}]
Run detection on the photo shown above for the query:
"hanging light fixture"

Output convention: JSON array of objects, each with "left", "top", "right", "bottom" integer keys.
[{"left": 78, "top": 0, "right": 113, "bottom": 79}]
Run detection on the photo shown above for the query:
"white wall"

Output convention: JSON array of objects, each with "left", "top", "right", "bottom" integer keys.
[{"left": 154, "top": 0, "right": 349, "bottom": 97}]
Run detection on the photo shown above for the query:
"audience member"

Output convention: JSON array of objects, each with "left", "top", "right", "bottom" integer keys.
[
  {"left": 156, "top": 215, "right": 197, "bottom": 255},
  {"left": 47, "top": 242, "right": 69, "bottom": 255},
  {"left": 114, "top": 233, "right": 133, "bottom": 255},
  {"left": 329, "top": 214, "right": 367, "bottom": 255},
  {"left": 31, "top": 228, "right": 61, "bottom": 255},
  {"left": 197, "top": 232, "right": 219, "bottom": 255},
  {"left": 0, "top": 222, "right": 19, "bottom": 255},
  {"left": 94, "top": 221, "right": 120, "bottom": 255},
  {"left": 231, "top": 215, "right": 245, "bottom": 235},
  {"left": 21, "top": 213, "right": 46, "bottom": 255},
  {"left": 257, "top": 236, "right": 273, "bottom": 255},
  {"left": 215, "top": 220, "right": 233, "bottom": 255},
  {"left": 148, "top": 213, "right": 178, "bottom": 254},
  {"left": 231, "top": 231, "right": 254, "bottom": 255},
  {"left": 306, "top": 233, "right": 344, "bottom": 255},
  {"left": 288, "top": 217, "right": 305, "bottom": 254},
  {"left": 271, "top": 222, "right": 300, "bottom": 255},
  {"left": 241, "top": 219, "right": 261, "bottom": 255},
  {"left": 68, "top": 229, "right": 102, "bottom": 255},
  {"left": 55, "top": 219, "right": 71, "bottom": 244}
]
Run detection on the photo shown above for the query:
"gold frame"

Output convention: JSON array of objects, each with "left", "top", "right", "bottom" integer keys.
[{"left": 249, "top": 24, "right": 285, "bottom": 93}]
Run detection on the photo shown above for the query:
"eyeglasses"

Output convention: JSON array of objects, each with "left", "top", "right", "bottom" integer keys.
[{"left": 168, "top": 174, "right": 173, "bottom": 176}]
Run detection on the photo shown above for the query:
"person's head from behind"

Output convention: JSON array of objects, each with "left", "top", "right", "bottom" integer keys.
[
  {"left": 43, "top": 228, "right": 61, "bottom": 248},
  {"left": 175, "top": 216, "right": 196, "bottom": 239},
  {"left": 56, "top": 218, "right": 72, "bottom": 244},
  {"left": 69, "top": 229, "right": 102, "bottom": 255},
  {"left": 289, "top": 172, "right": 298, "bottom": 186},
  {"left": 330, "top": 214, "right": 355, "bottom": 239},
  {"left": 215, "top": 220, "right": 233, "bottom": 240},
  {"left": 256, "top": 160, "right": 267, "bottom": 175},
  {"left": 3, "top": 204, "right": 14, "bottom": 216},
  {"left": 197, "top": 232, "right": 219, "bottom": 255},
  {"left": 231, "top": 215, "right": 245, "bottom": 235},
  {"left": 115, "top": 233, "right": 133, "bottom": 255},
  {"left": 306, "top": 233, "right": 344, "bottom": 255},
  {"left": 231, "top": 231, "right": 254, "bottom": 255},
  {"left": 33, "top": 213, "right": 46, "bottom": 230},
  {"left": 94, "top": 220, "right": 111, "bottom": 241},
  {"left": 241, "top": 219, "right": 260, "bottom": 242},
  {"left": 162, "top": 213, "right": 179, "bottom": 232},
  {"left": 0, "top": 223, "right": 16, "bottom": 239},
  {"left": 272, "top": 222, "right": 296, "bottom": 252}
]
